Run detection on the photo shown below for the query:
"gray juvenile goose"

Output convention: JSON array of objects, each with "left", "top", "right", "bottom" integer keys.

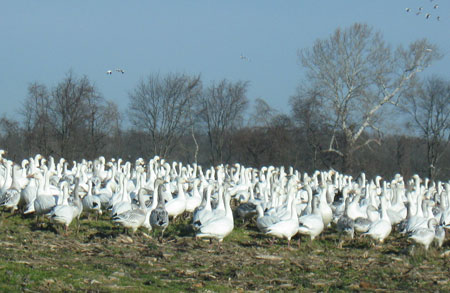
[{"left": 150, "top": 178, "right": 169, "bottom": 240}]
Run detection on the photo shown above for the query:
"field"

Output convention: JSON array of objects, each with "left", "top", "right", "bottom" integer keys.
[{"left": 0, "top": 212, "right": 449, "bottom": 292}]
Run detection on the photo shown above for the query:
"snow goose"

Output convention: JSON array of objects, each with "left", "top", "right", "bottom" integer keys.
[
  {"left": 363, "top": 197, "right": 392, "bottom": 243},
  {"left": 298, "top": 195, "right": 324, "bottom": 241},
  {"left": 110, "top": 174, "right": 132, "bottom": 217},
  {"left": 318, "top": 185, "right": 333, "bottom": 226},
  {"left": 354, "top": 205, "right": 379, "bottom": 233},
  {"left": 0, "top": 159, "right": 12, "bottom": 194},
  {"left": 236, "top": 185, "right": 259, "bottom": 222},
  {"left": 22, "top": 174, "right": 39, "bottom": 214},
  {"left": 82, "top": 179, "right": 102, "bottom": 220},
  {"left": 185, "top": 178, "right": 202, "bottom": 213},
  {"left": 48, "top": 179, "right": 83, "bottom": 234},
  {"left": 150, "top": 179, "right": 169, "bottom": 240},
  {"left": 265, "top": 196, "right": 299, "bottom": 247},
  {"left": 196, "top": 187, "right": 234, "bottom": 244},
  {"left": 112, "top": 185, "right": 148, "bottom": 235},
  {"left": 33, "top": 169, "right": 59, "bottom": 219},
  {"left": 409, "top": 218, "right": 438, "bottom": 251},
  {"left": 255, "top": 204, "right": 280, "bottom": 233},
  {"left": 0, "top": 163, "right": 22, "bottom": 213},
  {"left": 165, "top": 177, "right": 187, "bottom": 221},
  {"left": 337, "top": 197, "right": 355, "bottom": 247},
  {"left": 192, "top": 183, "right": 214, "bottom": 231}
]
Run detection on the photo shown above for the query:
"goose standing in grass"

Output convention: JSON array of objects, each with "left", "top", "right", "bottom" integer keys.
[
  {"left": 82, "top": 179, "right": 102, "bottom": 220},
  {"left": 363, "top": 196, "right": 392, "bottom": 243},
  {"left": 22, "top": 173, "right": 39, "bottom": 214},
  {"left": 409, "top": 218, "right": 439, "bottom": 251},
  {"left": 236, "top": 186, "right": 259, "bottom": 222},
  {"left": 150, "top": 179, "right": 169, "bottom": 240},
  {"left": 196, "top": 185, "right": 234, "bottom": 245},
  {"left": 165, "top": 177, "right": 187, "bottom": 221},
  {"left": 185, "top": 178, "right": 202, "bottom": 213},
  {"left": 0, "top": 159, "right": 13, "bottom": 195},
  {"left": 318, "top": 185, "right": 333, "bottom": 227},
  {"left": 110, "top": 174, "right": 132, "bottom": 217},
  {"left": 112, "top": 185, "right": 148, "bottom": 235},
  {"left": 33, "top": 168, "right": 59, "bottom": 220},
  {"left": 0, "top": 163, "right": 22, "bottom": 213},
  {"left": 48, "top": 179, "right": 83, "bottom": 234},
  {"left": 354, "top": 205, "right": 379, "bottom": 233},
  {"left": 192, "top": 184, "right": 213, "bottom": 231},
  {"left": 298, "top": 195, "right": 324, "bottom": 241},
  {"left": 265, "top": 196, "right": 299, "bottom": 248},
  {"left": 337, "top": 197, "right": 355, "bottom": 248},
  {"left": 255, "top": 203, "right": 280, "bottom": 233}
]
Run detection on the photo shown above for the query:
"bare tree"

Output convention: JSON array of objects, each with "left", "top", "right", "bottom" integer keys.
[
  {"left": 403, "top": 76, "right": 450, "bottom": 180},
  {"left": 19, "top": 71, "right": 120, "bottom": 161},
  {"left": 0, "top": 116, "right": 24, "bottom": 160},
  {"left": 248, "top": 98, "right": 276, "bottom": 127},
  {"left": 84, "top": 99, "right": 121, "bottom": 158},
  {"left": 21, "top": 82, "right": 53, "bottom": 156},
  {"left": 294, "top": 23, "right": 439, "bottom": 173},
  {"left": 291, "top": 86, "right": 331, "bottom": 170},
  {"left": 128, "top": 73, "right": 202, "bottom": 158},
  {"left": 199, "top": 79, "right": 249, "bottom": 165},
  {"left": 50, "top": 71, "right": 104, "bottom": 160}
]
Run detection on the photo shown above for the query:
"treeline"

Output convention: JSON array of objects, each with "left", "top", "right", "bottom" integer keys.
[
  {"left": 0, "top": 70, "right": 448, "bottom": 180},
  {"left": 1, "top": 23, "right": 449, "bottom": 180}
]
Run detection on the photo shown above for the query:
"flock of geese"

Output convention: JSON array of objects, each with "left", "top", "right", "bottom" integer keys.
[
  {"left": 0, "top": 150, "right": 448, "bottom": 251},
  {"left": 106, "top": 69, "right": 125, "bottom": 75},
  {"left": 406, "top": 0, "right": 442, "bottom": 21}
]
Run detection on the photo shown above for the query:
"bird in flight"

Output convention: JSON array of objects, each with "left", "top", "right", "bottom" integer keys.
[
  {"left": 106, "top": 70, "right": 112, "bottom": 75},
  {"left": 116, "top": 68, "right": 125, "bottom": 74},
  {"left": 240, "top": 54, "right": 251, "bottom": 62}
]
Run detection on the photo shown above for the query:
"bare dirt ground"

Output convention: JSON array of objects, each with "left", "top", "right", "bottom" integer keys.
[{"left": 0, "top": 212, "right": 449, "bottom": 292}]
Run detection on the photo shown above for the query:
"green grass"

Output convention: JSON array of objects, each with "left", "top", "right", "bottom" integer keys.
[{"left": 0, "top": 211, "right": 448, "bottom": 292}]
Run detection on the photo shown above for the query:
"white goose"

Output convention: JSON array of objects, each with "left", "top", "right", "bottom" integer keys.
[
  {"left": 0, "top": 163, "right": 22, "bottom": 213},
  {"left": 298, "top": 195, "right": 324, "bottom": 241},
  {"left": 33, "top": 168, "right": 59, "bottom": 218},
  {"left": 409, "top": 218, "right": 439, "bottom": 251},
  {"left": 112, "top": 186, "right": 148, "bottom": 235},
  {"left": 196, "top": 186, "right": 234, "bottom": 244},
  {"left": 82, "top": 180, "right": 102, "bottom": 219},
  {"left": 48, "top": 179, "right": 83, "bottom": 234},
  {"left": 255, "top": 204, "right": 281, "bottom": 233},
  {"left": 363, "top": 196, "right": 392, "bottom": 243},
  {"left": 22, "top": 173, "right": 39, "bottom": 214},
  {"left": 192, "top": 184, "right": 214, "bottom": 230},
  {"left": 185, "top": 178, "right": 202, "bottom": 213},
  {"left": 265, "top": 196, "right": 299, "bottom": 247},
  {"left": 165, "top": 177, "right": 187, "bottom": 221}
]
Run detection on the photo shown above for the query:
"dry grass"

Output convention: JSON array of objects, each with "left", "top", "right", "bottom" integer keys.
[{"left": 0, "top": 212, "right": 449, "bottom": 292}]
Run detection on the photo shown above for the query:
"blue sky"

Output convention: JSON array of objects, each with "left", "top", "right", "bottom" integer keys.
[{"left": 1, "top": 1, "right": 449, "bottom": 121}]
